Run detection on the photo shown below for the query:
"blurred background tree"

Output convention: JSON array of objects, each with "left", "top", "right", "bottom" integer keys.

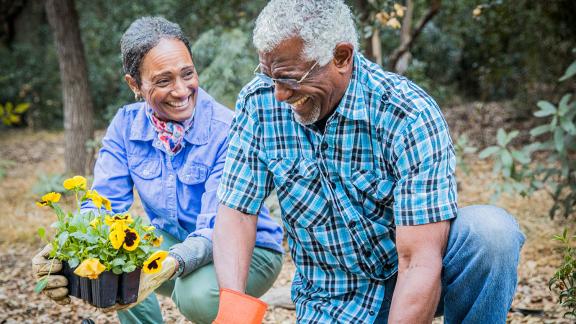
[{"left": 1, "top": 0, "right": 574, "bottom": 128}]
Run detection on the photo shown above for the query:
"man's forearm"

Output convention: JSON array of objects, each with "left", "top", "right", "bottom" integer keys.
[
  {"left": 388, "top": 258, "right": 442, "bottom": 323},
  {"left": 213, "top": 204, "right": 258, "bottom": 292}
]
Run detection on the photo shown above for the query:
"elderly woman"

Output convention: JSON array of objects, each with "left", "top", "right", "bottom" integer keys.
[{"left": 33, "top": 17, "right": 283, "bottom": 324}]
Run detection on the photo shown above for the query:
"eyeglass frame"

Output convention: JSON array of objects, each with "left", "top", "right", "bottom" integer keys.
[{"left": 253, "top": 61, "right": 319, "bottom": 90}]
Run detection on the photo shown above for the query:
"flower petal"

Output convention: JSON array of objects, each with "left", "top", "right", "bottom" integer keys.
[{"left": 74, "top": 258, "right": 105, "bottom": 279}]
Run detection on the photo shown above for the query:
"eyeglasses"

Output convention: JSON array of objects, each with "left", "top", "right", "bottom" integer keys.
[{"left": 253, "top": 61, "right": 319, "bottom": 90}]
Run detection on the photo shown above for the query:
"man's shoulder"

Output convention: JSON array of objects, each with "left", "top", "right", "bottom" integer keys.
[{"left": 355, "top": 55, "right": 443, "bottom": 131}]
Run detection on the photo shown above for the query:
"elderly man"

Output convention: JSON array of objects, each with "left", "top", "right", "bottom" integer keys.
[{"left": 213, "top": 0, "right": 525, "bottom": 323}]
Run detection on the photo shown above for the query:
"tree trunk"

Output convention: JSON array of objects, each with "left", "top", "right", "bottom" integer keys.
[
  {"left": 388, "top": 0, "right": 442, "bottom": 73},
  {"left": 45, "top": 0, "right": 93, "bottom": 175},
  {"left": 395, "top": 0, "right": 414, "bottom": 75}
]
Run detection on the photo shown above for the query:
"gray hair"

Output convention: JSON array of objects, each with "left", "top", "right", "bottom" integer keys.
[
  {"left": 253, "top": 0, "right": 358, "bottom": 66},
  {"left": 120, "top": 16, "right": 192, "bottom": 85}
]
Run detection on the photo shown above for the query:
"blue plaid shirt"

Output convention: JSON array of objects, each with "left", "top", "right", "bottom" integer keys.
[{"left": 218, "top": 53, "right": 458, "bottom": 322}]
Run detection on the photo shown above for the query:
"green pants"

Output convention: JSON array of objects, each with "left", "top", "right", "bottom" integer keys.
[{"left": 117, "top": 230, "right": 283, "bottom": 324}]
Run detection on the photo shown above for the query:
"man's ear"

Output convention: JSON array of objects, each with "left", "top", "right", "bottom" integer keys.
[
  {"left": 124, "top": 74, "right": 140, "bottom": 96},
  {"left": 332, "top": 43, "right": 354, "bottom": 72}
]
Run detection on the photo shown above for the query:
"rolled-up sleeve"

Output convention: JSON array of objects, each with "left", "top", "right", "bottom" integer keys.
[
  {"left": 217, "top": 95, "right": 274, "bottom": 215},
  {"left": 392, "top": 106, "right": 458, "bottom": 226}
]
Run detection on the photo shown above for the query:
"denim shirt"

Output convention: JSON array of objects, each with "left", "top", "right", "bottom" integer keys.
[{"left": 84, "top": 88, "right": 284, "bottom": 253}]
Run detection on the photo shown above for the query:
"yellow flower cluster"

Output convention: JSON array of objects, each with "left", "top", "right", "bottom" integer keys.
[
  {"left": 85, "top": 190, "right": 112, "bottom": 211},
  {"left": 375, "top": 3, "right": 405, "bottom": 30},
  {"left": 63, "top": 176, "right": 87, "bottom": 191},
  {"left": 107, "top": 214, "right": 140, "bottom": 251},
  {"left": 36, "top": 192, "right": 61, "bottom": 207}
]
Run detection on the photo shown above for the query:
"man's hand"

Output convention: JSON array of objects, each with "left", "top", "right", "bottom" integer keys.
[
  {"left": 31, "top": 244, "right": 70, "bottom": 305},
  {"left": 102, "top": 255, "right": 178, "bottom": 312},
  {"left": 388, "top": 221, "right": 450, "bottom": 323}
]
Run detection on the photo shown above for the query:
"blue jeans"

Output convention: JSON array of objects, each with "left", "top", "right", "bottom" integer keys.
[{"left": 376, "top": 205, "right": 525, "bottom": 323}]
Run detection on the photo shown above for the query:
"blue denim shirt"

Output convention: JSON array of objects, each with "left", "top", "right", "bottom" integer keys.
[{"left": 84, "top": 88, "right": 283, "bottom": 253}]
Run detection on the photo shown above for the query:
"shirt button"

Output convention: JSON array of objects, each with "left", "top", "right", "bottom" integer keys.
[
  {"left": 369, "top": 310, "right": 375, "bottom": 316},
  {"left": 348, "top": 220, "right": 356, "bottom": 228},
  {"left": 321, "top": 142, "right": 328, "bottom": 150}
]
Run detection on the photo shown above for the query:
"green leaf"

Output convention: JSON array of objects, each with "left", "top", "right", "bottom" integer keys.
[
  {"left": 34, "top": 278, "right": 48, "bottom": 293},
  {"left": 5, "top": 102, "right": 13, "bottom": 113},
  {"left": 496, "top": 128, "right": 507, "bottom": 146},
  {"left": 558, "top": 94, "right": 572, "bottom": 115},
  {"left": 501, "top": 150, "right": 513, "bottom": 169},
  {"left": 13, "top": 103, "right": 30, "bottom": 114},
  {"left": 554, "top": 128, "right": 565, "bottom": 152},
  {"left": 560, "top": 118, "right": 576, "bottom": 135},
  {"left": 479, "top": 146, "right": 499, "bottom": 159},
  {"left": 38, "top": 227, "right": 46, "bottom": 240},
  {"left": 511, "top": 150, "right": 530, "bottom": 164},
  {"left": 122, "top": 264, "right": 136, "bottom": 273},
  {"left": 69, "top": 258, "right": 79, "bottom": 268},
  {"left": 507, "top": 130, "right": 519, "bottom": 143},
  {"left": 536, "top": 101, "right": 557, "bottom": 115},
  {"left": 530, "top": 124, "right": 551, "bottom": 137},
  {"left": 559, "top": 61, "right": 576, "bottom": 82},
  {"left": 0, "top": 104, "right": 4, "bottom": 115}
]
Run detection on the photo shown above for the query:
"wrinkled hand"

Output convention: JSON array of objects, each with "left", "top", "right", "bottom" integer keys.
[
  {"left": 101, "top": 256, "right": 178, "bottom": 312},
  {"left": 32, "top": 244, "right": 70, "bottom": 305}
]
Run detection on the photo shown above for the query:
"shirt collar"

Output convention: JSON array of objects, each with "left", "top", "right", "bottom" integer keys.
[
  {"left": 333, "top": 53, "right": 368, "bottom": 122},
  {"left": 129, "top": 87, "right": 213, "bottom": 145}
]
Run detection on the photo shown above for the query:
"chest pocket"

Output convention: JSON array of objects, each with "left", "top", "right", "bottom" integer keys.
[
  {"left": 178, "top": 162, "right": 209, "bottom": 185},
  {"left": 129, "top": 157, "right": 161, "bottom": 180},
  {"left": 268, "top": 157, "right": 329, "bottom": 227}
]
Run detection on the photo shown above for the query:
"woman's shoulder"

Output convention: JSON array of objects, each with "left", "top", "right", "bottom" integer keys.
[{"left": 198, "top": 88, "right": 234, "bottom": 129}]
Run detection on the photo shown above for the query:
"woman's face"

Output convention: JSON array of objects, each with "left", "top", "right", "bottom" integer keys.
[{"left": 129, "top": 38, "right": 198, "bottom": 121}]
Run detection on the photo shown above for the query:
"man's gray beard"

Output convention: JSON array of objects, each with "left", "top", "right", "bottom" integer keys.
[{"left": 292, "top": 102, "right": 321, "bottom": 126}]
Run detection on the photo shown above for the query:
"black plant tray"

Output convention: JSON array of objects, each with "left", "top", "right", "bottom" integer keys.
[{"left": 60, "top": 262, "right": 141, "bottom": 308}]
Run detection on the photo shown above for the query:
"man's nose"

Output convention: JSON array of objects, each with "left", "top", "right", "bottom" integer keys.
[{"left": 273, "top": 83, "right": 294, "bottom": 102}]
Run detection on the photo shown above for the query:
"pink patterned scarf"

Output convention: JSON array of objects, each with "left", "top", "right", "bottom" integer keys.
[{"left": 146, "top": 106, "right": 194, "bottom": 155}]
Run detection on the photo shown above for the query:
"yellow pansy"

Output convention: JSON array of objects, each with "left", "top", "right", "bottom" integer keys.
[
  {"left": 143, "top": 225, "right": 156, "bottom": 232},
  {"left": 74, "top": 258, "right": 105, "bottom": 279},
  {"left": 473, "top": 6, "right": 482, "bottom": 17},
  {"left": 63, "top": 176, "right": 87, "bottom": 191},
  {"left": 105, "top": 213, "right": 134, "bottom": 226},
  {"left": 394, "top": 3, "right": 405, "bottom": 17},
  {"left": 102, "top": 196, "right": 112, "bottom": 211},
  {"left": 122, "top": 228, "right": 140, "bottom": 251},
  {"left": 152, "top": 236, "right": 163, "bottom": 247},
  {"left": 36, "top": 192, "right": 61, "bottom": 207},
  {"left": 85, "top": 190, "right": 103, "bottom": 209},
  {"left": 143, "top": 251, "right": 168, "bottom": 274},
  {"left": 89, "top": 217, "right": 100, "bottom": 228},
  {"left": 109, "top": 228, "right": 126, "bottom": 250}
]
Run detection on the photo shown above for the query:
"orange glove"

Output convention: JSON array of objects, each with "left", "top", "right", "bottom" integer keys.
[{"left": 213, "top": 288, "right": 268, "bottom": 324}]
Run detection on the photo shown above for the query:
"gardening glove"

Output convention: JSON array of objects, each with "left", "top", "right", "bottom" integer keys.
[
  {"left": 101, "top": 255, "right": 179, "bottom": 312},
  {"left": 31, "top": 244, "right": 71, "bottom": 305},
  {"left": 213, "top": 288, "right": 268, "bottom": 324}
]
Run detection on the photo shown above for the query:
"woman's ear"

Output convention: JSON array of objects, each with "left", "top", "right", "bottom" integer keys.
[
  {"left": 124, "top": 74, "right": 140, "bottom": 97},
  {"left": 332, "top": 43, "right": 354, "bottom": 73}
]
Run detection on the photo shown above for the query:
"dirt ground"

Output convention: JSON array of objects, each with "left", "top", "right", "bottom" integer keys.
[{"left": 0, "top": 102, "right": 574, "bottom": 323}]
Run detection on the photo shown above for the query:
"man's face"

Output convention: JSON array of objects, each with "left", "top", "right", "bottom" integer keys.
[{"left": 257, "top": 37, "right": 348, "bottom": 125}]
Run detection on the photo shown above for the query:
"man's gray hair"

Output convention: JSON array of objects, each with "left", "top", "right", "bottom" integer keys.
[
  {"left": 253, "top": 0, "right": 358, "bottom": 66},
  {"left": 120, "top": 16, "right": 192, "bottom": 85}
]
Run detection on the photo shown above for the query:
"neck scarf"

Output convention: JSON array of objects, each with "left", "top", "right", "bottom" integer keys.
[{"left": 146, "top": 105, "right": 195, "bottom": 156}]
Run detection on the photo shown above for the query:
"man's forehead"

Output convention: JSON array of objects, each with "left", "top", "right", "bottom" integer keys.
[{"left": 258, "top": 37, "right": 305, "bottom": 64}]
